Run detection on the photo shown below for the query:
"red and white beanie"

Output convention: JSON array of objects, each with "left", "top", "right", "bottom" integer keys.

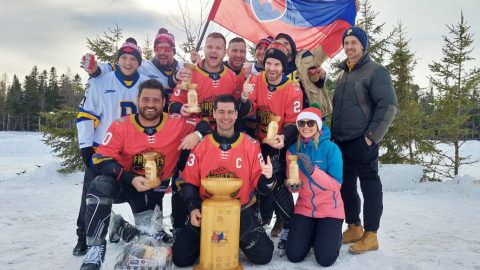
[
  {"left": 296, "top": 105, "right": 323, "bottom": 129},
  {"left": 117, "top": 37, "right": 142, "bottom": 64},
  {"left": 154, "top": 28, "right": 175, "bottom": 52}
]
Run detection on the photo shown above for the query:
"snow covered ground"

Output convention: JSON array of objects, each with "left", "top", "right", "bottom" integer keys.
[{"left": 0, "top": 132, "right": 479, "bottom": 270}]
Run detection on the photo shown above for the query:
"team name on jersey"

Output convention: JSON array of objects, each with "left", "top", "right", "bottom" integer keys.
[
  {"left": 130, "top": 152, "right": 166, "bottom": 177},
  {"left": 257, "top": 105, "right": 274, "bottom": 133},
  {"left": 200, "top": 96, "right": 216, "bottom": 117},
  {"left": 206, "top": 166, "right": 239, "bottom": 179}
]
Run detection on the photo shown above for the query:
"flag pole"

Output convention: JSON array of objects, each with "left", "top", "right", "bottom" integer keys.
[
  {"left": 195, "top": 19, "right": 211, "bottom": 52},
  {"left": 195, "top": 0, "right": 221, "bottom": 51}
]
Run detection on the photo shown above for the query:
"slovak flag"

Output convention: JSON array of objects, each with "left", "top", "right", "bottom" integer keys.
[{"left": 209, "top": 0, "right": 358, "bottom": 58}]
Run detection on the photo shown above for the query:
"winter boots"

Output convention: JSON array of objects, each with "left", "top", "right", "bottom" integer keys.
[
  {"left": 80, "top": 239, "right": 107, "bottom": 270},
  {"left": 73, "top": 229, "right": 88, "bottom": 256},
  {"left": 349, "top": 231, "right": 379, "bottom": 254},
  {"left": 108, "top": 212, "right": 140, "bottom": 243},
  {"left": 342, "top": 224, "right": 364, "bottom": 244}
]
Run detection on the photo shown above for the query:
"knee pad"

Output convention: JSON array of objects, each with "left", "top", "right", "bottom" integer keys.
[{"left": 87, "top": 175, "right": 116, "bottom": 198}]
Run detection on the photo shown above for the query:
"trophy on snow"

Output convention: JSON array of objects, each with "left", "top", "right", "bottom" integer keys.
[{"left": 194, "top": 177, "right": 244, "bottom": 270}]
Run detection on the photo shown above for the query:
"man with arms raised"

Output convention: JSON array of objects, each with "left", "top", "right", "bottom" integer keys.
[{"left": 73, "top": 38, "right": 148, "bottom": 256}]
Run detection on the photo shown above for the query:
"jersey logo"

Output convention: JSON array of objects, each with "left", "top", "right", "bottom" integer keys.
[
  {"left": 144, "top": 127, "right": 157, "bottom": 136},
  {"left": 219, "top": 143, "right": 231, "bottom": 152},
  {"left": 206, "top": 166, "right": 239, "bottom": 179},
  {"left": 104, "top": 89, "right": 116, "bottom": 94}
]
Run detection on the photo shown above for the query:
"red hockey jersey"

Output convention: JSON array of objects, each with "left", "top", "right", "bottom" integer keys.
[
  {"left": 170, "top": 63, "right": 240, "bottom": 127},
  {"left": 247, "top": 72, "right": 303, "bottom": 141},
  {"left": 181, "top": 133, "right": 265, "bottom": 207},
  {"left": 95, "top": 113, "right": 197, "bottom": 181}
]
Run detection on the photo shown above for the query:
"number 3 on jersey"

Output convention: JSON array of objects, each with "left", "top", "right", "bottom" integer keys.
[{"left": 187, "top": 153, "right": 196, "bottom": 167}]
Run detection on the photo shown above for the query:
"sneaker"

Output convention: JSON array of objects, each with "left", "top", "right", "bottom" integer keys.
[
  {"left": 73, "top": 235, "right": 88, "bottom": 256},
  {"left": 108, "top": 212, "right": 125, "bottom": 243},
  {"left": 342, "top": 224, "right": 364, "bottom": 244},
  {"left": 277, "top": 228, "right": 289, "bottom": 257},
  {"left": 80, "top": 240, "right": 106, "bottom": 270},
  {"left": 349, "top": 231, "right": 379, "bottom": 254},
  {"left": 154, "top": 229, "right": 174, "bottom": 244}
]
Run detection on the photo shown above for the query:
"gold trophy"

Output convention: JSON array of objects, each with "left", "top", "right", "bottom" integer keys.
[
  {"left": 143, "top": 152, "right": 160, "bottom": 188},
  {"left": 194, "top": 177, "right": 244, "bottom": 270},
  {"left": 186, "top": 83, "right": 202, "bottom": 113},
  {"left": 263, "top": 115, "right": 281, "bottom": 144},
  {"left": 286, "top": 155, "right": 302, "bottom": 190}
]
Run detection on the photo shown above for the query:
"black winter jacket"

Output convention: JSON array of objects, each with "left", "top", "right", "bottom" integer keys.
[{"left": 331, "top": 53, "right": 397, "bottom": 144}]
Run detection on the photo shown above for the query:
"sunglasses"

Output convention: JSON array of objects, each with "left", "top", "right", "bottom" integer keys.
[
  {"left": 155, "top": 46, "right": 173, "bottom": 53},
  {"left": 297, "top": 120, "right": 316, "bottom": 128}
]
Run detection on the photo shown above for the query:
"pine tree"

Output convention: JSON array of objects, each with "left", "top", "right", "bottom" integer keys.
[
  {"left": 38, "top": 70, "right": 48, "bottom": 112},
  {"left": 0, "top": 73, "right": 8, "bottom": 114},
  {"left": 23, "top": 66, "right": 41, "bottom": 116},
  {"left": 46, "top": 67, "right": 62, "bottom": 111},
  {"left": 40, "top": 110, "right": 83, "bottom": 173},
  {"left": 381, "top": 22, "right": 436, "bottom": 166},
  {"left": 40, "top": 70, "right": 85, "bottom": 172},
  {"left": 356, "top": 0, "right": 397, "bottom": 65},
  {"left": 5, "top": 75, "right": 23, "bottom": 114},
  {"left": 428, "top": 12, "right": 480, "bottom": 178},
  {"left": 142, "top": 34, "right": 154, "bottom": 60},
  {"left": 86, "top": 24, "right": 123, "bottom": 62}
]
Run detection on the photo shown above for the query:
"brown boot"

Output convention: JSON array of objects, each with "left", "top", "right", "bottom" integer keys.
[
  {"left": 270, "top": 218, "right": 283, "bottom": 238},
  {"left": 349, "top": 231, "right": 379, "bottom": 254},
  {"left": 342, "top": 224, "right": 364, "bottom": 244}
]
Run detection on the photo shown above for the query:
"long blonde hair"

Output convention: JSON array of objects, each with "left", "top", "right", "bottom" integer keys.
[{"left": 296, "top": 130, "right": 320, "bottom": 152}]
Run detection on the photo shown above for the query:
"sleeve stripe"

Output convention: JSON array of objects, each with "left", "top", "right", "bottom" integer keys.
[{"left": 76, "top": 112, "right": 100, "bottom": 128}]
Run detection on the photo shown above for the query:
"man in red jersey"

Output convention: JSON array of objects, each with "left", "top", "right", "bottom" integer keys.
[
  {"left": 172, "top": 95, "right": 275, "bottom": 267},
  {"left": 79, "top": 79, "right": 208, "bottom": 270},
  {"left": 238, "top": 41, "right": 303, "bottom": 256},
  {"left": 169, "top": 32, "right": 240, "bottom": 129}
]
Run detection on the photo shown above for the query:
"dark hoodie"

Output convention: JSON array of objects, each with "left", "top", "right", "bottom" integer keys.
[
  {"left": 275, "top": 33, "right": 298, "bottom": 76},
  {"left": 275, "top": 33, "right": 325, "bottom": 108}
]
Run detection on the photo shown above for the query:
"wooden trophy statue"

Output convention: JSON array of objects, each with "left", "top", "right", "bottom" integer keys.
[
  {"left": 286, "top": 155, "right": 302, "bottom": 191},
  {"left": 263, "top": 115, "right": 281, "bottom": 144},
  {"left": 143, "top": 152, "right": 160, "bottom": 188},
  {"left": 194, "top": 177, "right": 244, "bottom": 270},
  {"left": 186, "top": 83, "right": 201, "bottom": 113}
]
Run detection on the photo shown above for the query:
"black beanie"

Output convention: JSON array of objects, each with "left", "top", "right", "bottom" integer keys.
[{"left": 263, "top": 41, "right": 288, "bottom": 70}]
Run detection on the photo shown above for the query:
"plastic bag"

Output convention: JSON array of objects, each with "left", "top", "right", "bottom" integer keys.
[{"left": 113, "top": 206, "right": 173, "bottom": 270}]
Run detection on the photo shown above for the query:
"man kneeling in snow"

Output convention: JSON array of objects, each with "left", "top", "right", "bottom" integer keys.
[
  {"left": 80, "top": 79, "right": 208, "bottom": 270},
  {"left": 172, "top": 95, "right": 275, "bottom": 267}
]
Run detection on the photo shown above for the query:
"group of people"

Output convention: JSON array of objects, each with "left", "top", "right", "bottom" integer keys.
[{"left": 73, "top": 25, "right": 397, "bottom": 270}]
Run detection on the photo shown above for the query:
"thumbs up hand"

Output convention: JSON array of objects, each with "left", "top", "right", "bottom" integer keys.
[
  {"left": 261, "top": 155, "right": 273, "bottom": 179},
  {"left": 241, "top": 75, "right": 254, "bottom": 101}
]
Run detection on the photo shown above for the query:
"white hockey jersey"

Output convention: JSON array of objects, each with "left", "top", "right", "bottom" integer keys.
[
  {"left": 98, "top": 59, "right": 183, "bottom": 91},
  {"left": 76, "top": 70, "right": 148, "bottom": 149}
]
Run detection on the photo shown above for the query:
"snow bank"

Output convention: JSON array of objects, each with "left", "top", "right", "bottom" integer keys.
[{"left": 379, "top": 164, "right": 422, "bottom": 192}]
